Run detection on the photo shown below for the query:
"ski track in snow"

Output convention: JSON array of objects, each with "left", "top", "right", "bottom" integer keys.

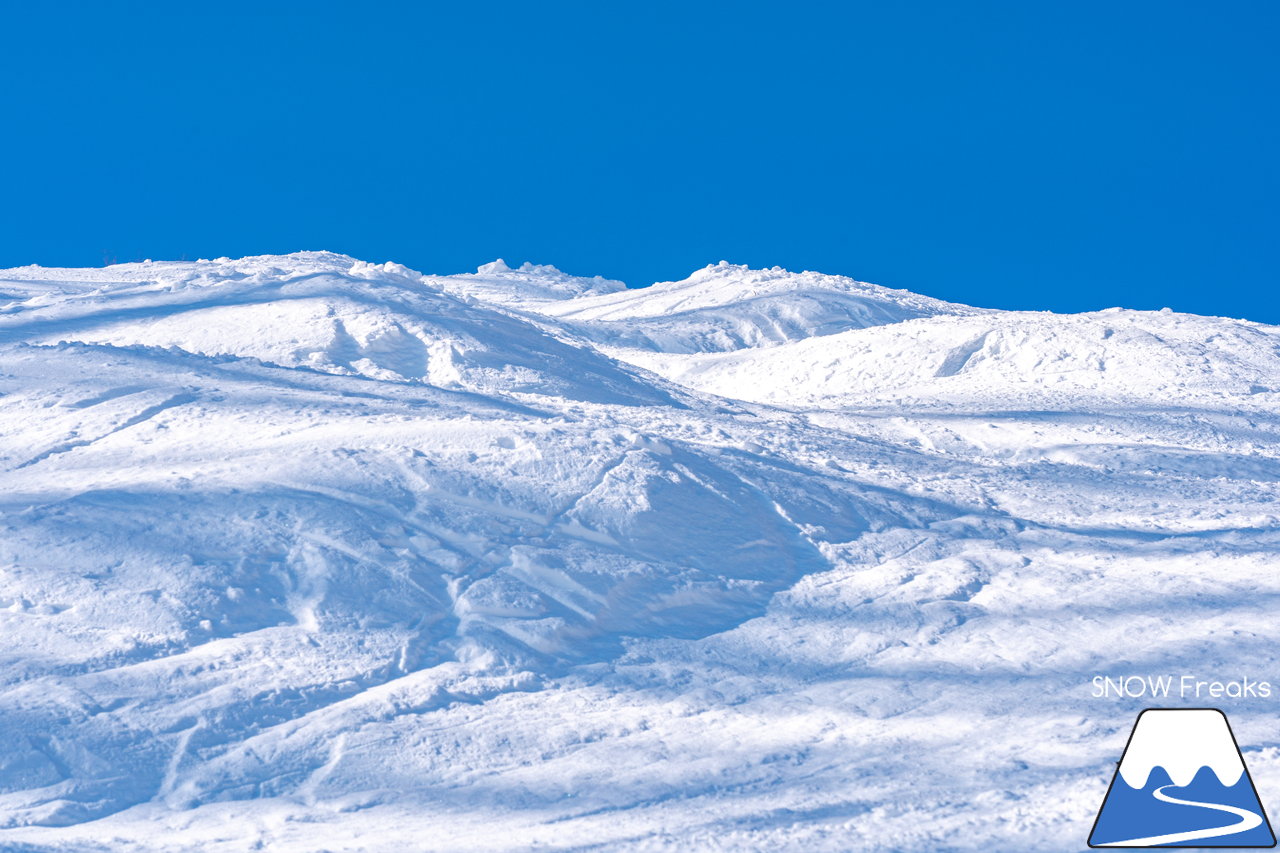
[{"left": 0, "top": 252, "right": 1278, "bottom": 851}]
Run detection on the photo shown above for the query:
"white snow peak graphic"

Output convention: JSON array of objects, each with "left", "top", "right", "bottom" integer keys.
[{"left": 1090, "top": 709, "right": 1276, "bottom": 848}]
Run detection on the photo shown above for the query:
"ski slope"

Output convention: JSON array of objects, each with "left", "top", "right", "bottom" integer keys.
[{"left": 2, "top": 254, "right": 1279, "bottom": 852}]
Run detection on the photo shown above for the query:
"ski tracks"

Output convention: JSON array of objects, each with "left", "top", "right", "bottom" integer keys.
[{"left": 13, "top": 389, "right": 198, "bottom": 470}]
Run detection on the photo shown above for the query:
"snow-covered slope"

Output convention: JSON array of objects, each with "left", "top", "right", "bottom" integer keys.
[
  {"left": 3, "top": 254, "right": 1280, "bottom": 852},
  {"left": 620, "top": 306, "right": 1280, "bottom": 408}
]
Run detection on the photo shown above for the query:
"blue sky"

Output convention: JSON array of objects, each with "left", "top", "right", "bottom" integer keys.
[{"left": 2, "top": 2, "right": 1277, "bottom": 321}]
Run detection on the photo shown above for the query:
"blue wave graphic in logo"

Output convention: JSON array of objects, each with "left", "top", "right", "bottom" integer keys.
[{"left": 1091, "top": 765, "right": 1275, "bottom": 847}]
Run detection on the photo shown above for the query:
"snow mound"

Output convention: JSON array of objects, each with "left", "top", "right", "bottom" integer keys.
[
  {"left": 0, "top": 253, "right": 669, "bottom": 406},
  {"left": 528, "top": 261, "right": 977, "bottom": 353},
  {"left": 441, "top": 258, "right": 627, "bottom": 306},
  {"left": 627, "top": 306, "right": 1280, "bottom": 407}
]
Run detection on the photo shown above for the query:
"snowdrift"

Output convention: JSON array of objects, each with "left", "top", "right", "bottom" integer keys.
[
  {"left": 525, "top": 261, "right": 976, "bottom": 353},
  {"left": 0, "top": 253, "right": 672, "bottom": 406},
  {"left": 622, "top": 307, "right": 1280, "bottom": 408}
]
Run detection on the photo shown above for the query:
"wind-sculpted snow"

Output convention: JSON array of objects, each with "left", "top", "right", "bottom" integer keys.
[
  {"left": 441, "top": 258, "right": 627, "bottom": 306},
  {"left": 0, "top": 253, "right": 673, "bottom": 407},
  {"left": 2, "top": 254, "right": 1280, "bottom": 851},
  {"left": 461, "top": 260, "right": 974, "bottom": 354},
  {"left": 619, "top": 307, "right": 1280, "bottom": 409}
]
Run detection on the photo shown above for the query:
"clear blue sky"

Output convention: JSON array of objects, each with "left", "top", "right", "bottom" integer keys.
[{"left": 3, "top": 2, "right": 1277, "bottom": 321}]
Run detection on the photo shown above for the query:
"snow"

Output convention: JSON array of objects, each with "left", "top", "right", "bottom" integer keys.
[
  {"left": 618, "top": 307, "right": 1280, "bottom": 409},
  {"left": 0, "top": 253, "right": 672, "bottom": 406},
  {"left": 444, "top": 259, "right": 627, "bottom": 306},
  {"left": 522, "top": 261, "right": 978, "bottom": 354},
  {"left": 1, "top": 253, "right": 1279, "bottom": 851}
]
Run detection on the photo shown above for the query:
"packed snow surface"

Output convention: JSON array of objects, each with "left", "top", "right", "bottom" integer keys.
[{"left": 2, "top": 253, "right": 1279, "bottom": 851}]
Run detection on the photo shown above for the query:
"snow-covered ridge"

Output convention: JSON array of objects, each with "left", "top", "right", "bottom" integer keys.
[
  {"left": 440, "top": 258, "right": 627, "bottom": 305},
  {"left": 0, "top": 252, "right": 673, "bottom": 406},
  {"left": 0, "top": 252, "right": 991, "bottom": 397},
  {"left": 529, "top": 260, "right": 978, "bottom": 353}
]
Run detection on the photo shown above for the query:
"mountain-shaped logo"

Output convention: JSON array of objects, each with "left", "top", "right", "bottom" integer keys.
[{"left": 1089, "top": 708, "right": 1276, "bottom": 848}]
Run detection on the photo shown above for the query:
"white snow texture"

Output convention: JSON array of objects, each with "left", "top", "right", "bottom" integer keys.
[{"left": 1, "top": 252, "right": 1278, "bottom": 851}]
